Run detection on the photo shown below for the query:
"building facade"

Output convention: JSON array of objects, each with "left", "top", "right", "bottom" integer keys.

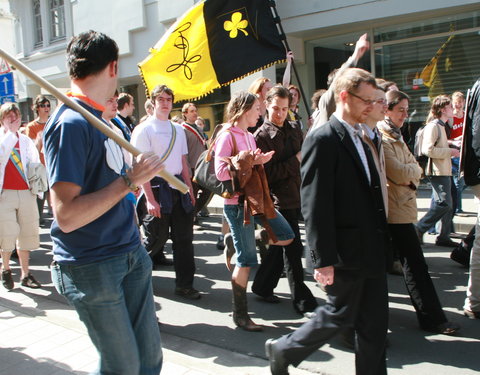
[{"left": 3, "top": 0, "right": 480, "bottom": 131}]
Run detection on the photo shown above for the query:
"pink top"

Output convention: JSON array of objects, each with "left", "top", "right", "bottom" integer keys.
[{"left": 214, "top": 125, "right": 257, "bottom": 205}]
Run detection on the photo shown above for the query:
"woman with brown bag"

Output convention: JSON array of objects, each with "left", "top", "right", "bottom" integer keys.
[{"left": 214, "top": 91, "right": 294, "bottom": 331}]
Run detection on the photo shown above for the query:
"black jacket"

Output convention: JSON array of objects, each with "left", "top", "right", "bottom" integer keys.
[
  {"left": 301, "top": 116, "right": 390, "bottom": 276},
  {"left": 254, "top": 119, "right": 303, "bottom": 210},
  {"left": 464, "top": 78, "right": 480, "bottom": 186}
]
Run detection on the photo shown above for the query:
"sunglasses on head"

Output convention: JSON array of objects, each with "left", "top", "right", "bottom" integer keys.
[{"left": 39, "top": 103, "right": 51, "bottom": 108}]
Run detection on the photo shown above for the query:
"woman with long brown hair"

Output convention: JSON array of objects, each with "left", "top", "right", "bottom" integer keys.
[{"left": 214, "top": 91, "right": 294, "bottom": 331}]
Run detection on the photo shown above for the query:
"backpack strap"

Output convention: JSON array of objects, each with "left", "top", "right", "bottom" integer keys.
[{"left": 158, "top": 121, "right": 176, "bottom": 163}]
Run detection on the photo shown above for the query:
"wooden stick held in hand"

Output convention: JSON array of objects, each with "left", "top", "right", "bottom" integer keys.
[{"left": 0, "top": 48, "right": 189, "bottom": 194}]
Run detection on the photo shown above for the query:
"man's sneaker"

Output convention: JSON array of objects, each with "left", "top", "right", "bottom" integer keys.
[
  {"left": 2, "top": 270, "right": 14, "bottom": 290},
  {"left": 175, "top": 287, "right": 201, "bottom": 300}
]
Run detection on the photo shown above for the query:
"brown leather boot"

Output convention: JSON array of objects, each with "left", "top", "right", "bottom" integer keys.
[{"left": 231, "top": 281, "right": 263, "bottom": 332}]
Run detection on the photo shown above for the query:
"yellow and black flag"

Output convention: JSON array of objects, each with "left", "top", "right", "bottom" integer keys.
[
  {"left": 139, "top": 0, "right": 286, "bottom": 102},
  {"left": 419, "top": 32, "right": 472, "bottom": 100}
]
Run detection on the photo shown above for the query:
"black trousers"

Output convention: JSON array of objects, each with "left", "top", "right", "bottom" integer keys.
[
  {"left": 389, "top": 223, "right": 447, "bottom": 329},
  {"left": 275, "top": 270, "right": 388, "bottom": 375},
  {"left": 252, "top": 208, "right": 318, "bottom": 314},
  {"left": 37, "top": 195, "right": 45, "bottom": 220},
  {"left": 192, "top": 180, "right": 213, "bottom": 217},
  {"left": 139, "top": 190, "right": 196, "bottom": 289}
]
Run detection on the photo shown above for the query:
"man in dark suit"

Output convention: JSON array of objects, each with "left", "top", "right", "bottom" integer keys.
[{"left": 265, "top": 68, "right": 390, "bottom": 375}]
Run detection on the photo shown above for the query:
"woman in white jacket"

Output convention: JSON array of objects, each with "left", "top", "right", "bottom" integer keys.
[{"left": 0, "top": 103, "right": 41, "bottom": 290}]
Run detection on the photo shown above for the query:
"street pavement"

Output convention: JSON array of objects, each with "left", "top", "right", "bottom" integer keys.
[{"left": 0, "top": 187, "right": 479, "bottom": 375}]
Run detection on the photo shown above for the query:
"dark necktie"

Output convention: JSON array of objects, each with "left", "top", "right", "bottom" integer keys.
[{"left": 373, "top": 132, "right": 379, "bottom": 151}]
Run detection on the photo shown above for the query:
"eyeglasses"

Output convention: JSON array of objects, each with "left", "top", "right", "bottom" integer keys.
[
  {"left": 39, "top": 103, "right": 51, "bottom": 108},
  {"left": 348, "top": 91, "right": 377, "bottom": 106},
  {"left": 374, "top": 99, "right": 387, "bottom": 106}
]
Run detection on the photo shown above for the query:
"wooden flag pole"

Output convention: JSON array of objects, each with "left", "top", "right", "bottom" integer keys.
[
  {"left": 0, "top": 47, "right": 189, "bottom": 194},
  {"left": 269, "top": 0, "right": 312, "bottom": 120}
]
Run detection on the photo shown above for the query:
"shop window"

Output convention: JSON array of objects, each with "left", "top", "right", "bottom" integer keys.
[
  {"left": 374, "top": 12, "right": 480, "bottom": 148},
  {"left": 375, "top": 32, "right": 479, "bottom": 123}
]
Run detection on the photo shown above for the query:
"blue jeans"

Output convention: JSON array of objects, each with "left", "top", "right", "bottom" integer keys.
[
  {"left": 417, "top": 176, "right": 452, "bottom": 242},
  {"left": 51, "top": 245, "right": 162, "bottom": 375},
  {"left": 223, "top": 205, "right": 295, "bottom": 267}
]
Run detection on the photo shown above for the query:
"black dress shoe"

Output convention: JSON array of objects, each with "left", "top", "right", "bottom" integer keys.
[
  {"left": 423, "top": 321, "right": 460, "bottom": 335},
  {"left": 435, "top": 238, "right": 459, "bottom": 247},
  {"left": 450, "top": 247, "right": 470, "bottom": 267},
  {"left": 261, "top": 294, "right": 281, "bottom": 303},
  {"left": 175, "top": 287, "right": 201, "bottom": 300},
  {"left": 265, "top": 338, "right": 289, "bottom": 375},
  {"left": 153, "top": 256, "right": 174, "bottom": 266}
]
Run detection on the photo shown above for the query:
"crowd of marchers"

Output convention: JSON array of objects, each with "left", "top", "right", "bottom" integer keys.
[{"left": 1, "top": 31, "right": 479, "bottom": 375}]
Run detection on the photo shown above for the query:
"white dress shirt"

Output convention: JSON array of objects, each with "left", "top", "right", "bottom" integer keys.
[{"left": 333, "top": 113, "right": 371, "bottom": 184}]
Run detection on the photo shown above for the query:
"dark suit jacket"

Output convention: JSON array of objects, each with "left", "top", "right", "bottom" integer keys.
[
  {"left": 301, "top": 116, "right": 390, "bottom": 277},
  {"left": 464, "top": 77, "right": 480, "bottom": 186}
]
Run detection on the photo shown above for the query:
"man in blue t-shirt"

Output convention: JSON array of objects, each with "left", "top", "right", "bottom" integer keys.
[{"left": 44, "top": 31, "right": 163, "bottom": 375}]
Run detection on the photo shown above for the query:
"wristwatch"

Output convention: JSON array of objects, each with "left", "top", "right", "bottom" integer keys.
[{"left": 121, "top": 171, "right": 139, "bottom": 192}]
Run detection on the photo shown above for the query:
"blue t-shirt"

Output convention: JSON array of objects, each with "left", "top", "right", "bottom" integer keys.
[{"left": 44, "top": 100, "right": 140, "bottom": 265}]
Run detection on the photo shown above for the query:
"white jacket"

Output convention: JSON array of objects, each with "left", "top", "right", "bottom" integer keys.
[{"left": 0, "top": 128, "right": 40, "bottom": 193}]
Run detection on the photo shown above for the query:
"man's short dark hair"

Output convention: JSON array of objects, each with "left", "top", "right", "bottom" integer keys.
[
  {"left": 151, "top": 85, "right": 175, "bottom": 104},
  {"left": 67, "top": 30, "right": 119, "bottom": 80},
  {"left": 265, "top": 85, "right": 292, "bottom": 106},
  {"left": 117, "top": 93, "right": 133, "bottom": 110}
]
